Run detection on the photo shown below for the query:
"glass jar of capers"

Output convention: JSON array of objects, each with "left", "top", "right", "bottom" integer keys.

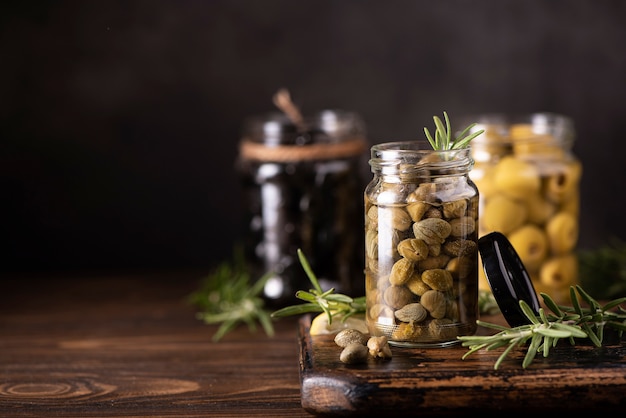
[
  {"left": 466, "top": 113, "right": 580, "bottom": 303},
  {"left": 364, "top": 141, "right": 479, "bottom": 347}
]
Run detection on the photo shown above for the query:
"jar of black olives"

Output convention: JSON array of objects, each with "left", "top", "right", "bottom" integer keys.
[
  {"left": 237, "top": 110, "right": 368, "bottom": 307},
  {"left": 466, "top": 113, "right": 581, "bottom": 304},
  {"left": 364, "top": 141, "right": 479, "bottom": 347}
]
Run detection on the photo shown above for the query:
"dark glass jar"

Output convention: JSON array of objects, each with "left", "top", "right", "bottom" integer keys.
[
  {"left": 364, "top": 141, "right": 479, "bottom": 347},
  {"left": 237, "top": 110, "right": 367, "bottom": 307}
]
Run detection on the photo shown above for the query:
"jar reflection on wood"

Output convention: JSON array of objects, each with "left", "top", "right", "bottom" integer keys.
[
  {"left": 237, "top": 110, "right": 367, "bottom": 308},
  {"left": 364, "top": 141, "right": 479, "bottom": 347},
  {"left": 466, "top": 113, "right": 581, "bottom": 304}
]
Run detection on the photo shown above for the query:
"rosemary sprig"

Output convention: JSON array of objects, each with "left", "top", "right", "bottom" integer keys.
[
  {"left": 270, "top": 249, "right": 365, "bottom": 324},
  {"left": 188, "top": 250, "right": 275, "bottom": 342},
  {"left": 189, "top": 247, "right": 498, "bottom": 342},
  {"left": 423, "top": 111, "right": 484, "bottom": 151},
  {"left": 458, "top": 285, "right": 626, "bottom": 369}
]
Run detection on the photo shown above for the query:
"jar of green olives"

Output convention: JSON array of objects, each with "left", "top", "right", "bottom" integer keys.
[
  {"left": 466, "top": 113, "right": 581, "bottom": 303},
  {"left": 237, "top": 109, "right": 368, "bottom": 308},
  {"left": 364, "top": 141, "right": 479, "bottom": 347}
]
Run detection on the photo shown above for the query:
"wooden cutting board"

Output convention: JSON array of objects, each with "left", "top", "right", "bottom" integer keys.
[{"left": 297, "top": 314, "right": 626, "bottom": 415}]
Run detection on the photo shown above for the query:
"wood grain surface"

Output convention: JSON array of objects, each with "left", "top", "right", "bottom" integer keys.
[
  {"left": 298, "top": 315, "right": 626, "bottom": 416},
  {"left": 1, "top": 272, "right": 310, "bottom": 417},
  {"left": 3, "top": 272, "right": 626, "bottom": 417}
]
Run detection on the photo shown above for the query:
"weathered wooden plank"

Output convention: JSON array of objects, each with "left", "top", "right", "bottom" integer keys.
[{"left": 298, "top": 315, "right": 626, "bottom": 415}]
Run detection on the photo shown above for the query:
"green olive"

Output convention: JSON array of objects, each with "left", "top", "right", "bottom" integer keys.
[
  {"left": 482, "top": 194, "right": 527, "bottom": 235},
  {"left": 493, "top": 156, "right": 541, "bottom": 200},
  {"left": 545, "top": 211, "right": 578, "bottom": 255},
  {"left": 508, "top": 224, "right": 548, "bottom": 273},
  {"left": 539, "top": 254, "right": 578, "bottom": 289},
  {"left": 544, "top": 160, "right": 582, "bottom": 204},
  {"left": 525, "top": 193, "right": 556, "bottom": 225}
]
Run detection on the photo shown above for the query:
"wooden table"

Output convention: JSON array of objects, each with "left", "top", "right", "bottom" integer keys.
[
  {"left": 1, "top": 271, "right": 308, "bottom": 417},
  {"left": 2, "top": 271, "right": 625, "bottom": 417}
]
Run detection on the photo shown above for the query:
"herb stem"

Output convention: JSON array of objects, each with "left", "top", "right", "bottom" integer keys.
[
  {"left": 424, "top": 111, "right": 484, "bottom": 151},
  {"left": 459, "top": 286, "right": 626, "bottom": 369}
]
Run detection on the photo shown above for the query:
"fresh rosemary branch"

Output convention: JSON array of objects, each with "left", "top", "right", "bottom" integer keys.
[
  {"left": 188, "top": 250, "right": 275, "bottom": 342},
  {"left": 270, "top": 249, "right": 365, "bottom": 325},
  {"left": 458, "top": 285, "right": 626, "bottom": 369},
  {"left": 423, "top": 111, "right": 484, "bottom": 151},
  {"left": 189, "top": 248, "right": 365, "bottom": 342},
  {"left": 186, "top": 247, "right": 503, "bottom": 343}
]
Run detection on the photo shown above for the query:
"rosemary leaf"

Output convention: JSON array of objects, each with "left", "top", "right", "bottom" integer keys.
[
  {"left": 271, "top": 303, "right": 323, "bottom": 317},
  {"left": 571, "top": 286, "right": 583, "bottom": 315},
  {"left": 539, "top": 308, "right": 550, "bottom": 324},
  {"left": 297, "top": 248, "right": 323, "bottom": 293},
  {"left": 542, "top": 336, "right": 552, "bottom": 357},
  {"left": 326, "top": 293, "right": 356, "bottom": 303},
  {"left": 424, "top": 127, "right": 437, "bottom": 149},
  {"left": 459, "top": 286, "right": 626, "bottom": 369},
  {"left": 188, "top": 249, "right": 275, "bottom": 342},
  {"left": 550, "top": 323, "right": 587, "bottom": 338},
  {"left": 270, "top": 249, "right": 366, "bottom": 325},
  {"left": 258, "top": 310, "right": 276, "bottom": 337},
  {"left": 424, "top": 111, "right": 484, "bottom": 151},
  {"left": 520, "top": 300, "right": 541, "bottom": 325},
  {"left": 603, "top": 297, "right": 626, "bottom": 311},
  {"left": 522, "top": 335, "right": 541, "bottom": 368},
  {"left": 582, "top": 322, "right": 602, "bottom": 347},
  {"left": 535, "top": 328, "right": 572, "bottom": 338},
  {"left": 444, "top": 111, "right": 452, "bottom": 145},
  {"left": 434, "top": 116, "right": 448, "bottom": 149},
  {"left": 496, "top": 343, "right": 519, "bottom": 370},
  {"left": 575, "top": 285, "right": 600, "bottom": 310},
  {"left": 541, "top": 293, "right": 563, "bottom": 316},
  {"left": 475, "top": 320, "right": 510, "bottom": 332},
  {"left": 452, "top": 129, "right": 483, "bottom": 149},
  {"left": 294, "top": 290, "right": 318, "bottom": 303},
  {"left": 214, "top": 320, "right": 239, "bottom": 342}
]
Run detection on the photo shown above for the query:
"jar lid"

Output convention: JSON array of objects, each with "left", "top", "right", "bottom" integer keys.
[{"left": 477, "top": 231, "right": 541, "bottom": 327}]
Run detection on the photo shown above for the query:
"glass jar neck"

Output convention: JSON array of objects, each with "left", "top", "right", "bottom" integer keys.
[
  {"left": 368, "top": 141, "right": 474, "bottom": 182},
  {"left": 239, "top": 110, "right": 368, "bottom": 163},
  {"left": 242, "top": 109, "right": 366, "bottom": 146}
]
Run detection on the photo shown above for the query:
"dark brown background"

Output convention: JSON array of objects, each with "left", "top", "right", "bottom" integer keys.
[{"left": 2, "top": 0, "right": 625, "bottom": 275}]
